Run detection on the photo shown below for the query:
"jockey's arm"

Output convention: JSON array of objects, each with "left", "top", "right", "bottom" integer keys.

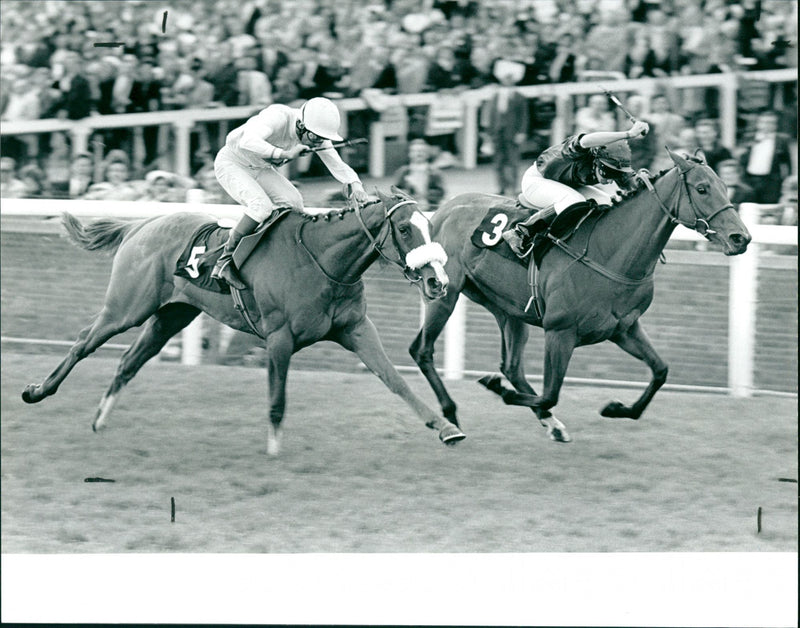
[
  {"left": 237, "top": 111, "right": 291, "bottom": 161},
  {"left": 578, "top": 121, "right": 650, "bottom": 149}
]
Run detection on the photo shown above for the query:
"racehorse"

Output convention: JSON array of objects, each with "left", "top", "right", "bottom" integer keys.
[
  {"left": 21, "top": 187, "right": 467, "bottom": 453},
  {"left": 409, "top": 150, "right": 751, "bottom": 443}
]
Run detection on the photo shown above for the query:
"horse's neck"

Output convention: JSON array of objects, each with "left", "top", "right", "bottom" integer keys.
[
  {"left": 593, "top": 173, "right": 678, "bottom": 277},
  {"left": 304, "top": 207, "right": 382, "bottom": 283}
]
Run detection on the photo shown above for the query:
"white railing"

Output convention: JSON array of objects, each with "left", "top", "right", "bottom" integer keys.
[
  {"left": 1, "top": 198, "right": 795, "bottom": 397},
  {"left": 2, "top": 69, "right": 796, "bottom": 178}
]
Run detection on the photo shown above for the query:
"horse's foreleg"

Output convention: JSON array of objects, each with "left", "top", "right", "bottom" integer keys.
[
  {"left": 22, "top": 307, "right": 138, "bottom": 404},
  {"left": 500, "top": 318, "right": 571, "bottom": 443},
  {"left": 409, "top": 292, "right": 460, "bottom": 427},
  {"left": 93, "top": 304, "right": 201, "bottom": 431},
  {"left": 338, "top": 317, "right": 465, "bottom": 445},
  {"left": 264, "top": 325, "right": 294, "bottom": 455},
  {"left": 601, "top": 321, "right": 668, "bottom": 420},
  {"left": 479, "top": 327, "right": 576, "bottom": 414}
]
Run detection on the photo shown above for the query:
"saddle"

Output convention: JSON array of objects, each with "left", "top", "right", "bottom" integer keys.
[{"left": 174, "top": 209, "right": 291, "bottom": 294}]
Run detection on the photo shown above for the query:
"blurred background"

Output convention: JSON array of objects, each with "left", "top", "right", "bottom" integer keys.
[{"left": 1, "top": 0, "right": 796, "bottom": 393}]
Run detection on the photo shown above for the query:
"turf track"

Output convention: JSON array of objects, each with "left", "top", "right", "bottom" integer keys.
[{"left": 2, "top": 352, "right": 796, "bottom": 553}]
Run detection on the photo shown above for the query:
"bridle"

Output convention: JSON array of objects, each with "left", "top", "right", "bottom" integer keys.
[
  {"left": 636, "top": 164, "right": 732, "bottom": 238},
  {"left": 297, "top": 197, "right": 434, "bottom": 286},
  {"left": 354, "top": 197, "right": 428, "bottom": 284}
]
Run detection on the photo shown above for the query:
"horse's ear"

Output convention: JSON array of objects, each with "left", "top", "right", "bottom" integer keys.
[
  {"left": 666, "top": 146, "right": 691, "bottom": 173},
  {"left": 390, "top": 184, "right": 409, "bottom": 199},
  {"left": 693, "top": 148, "right": 707, "bottom": 164},
  {"left": 374, "top": 187, "right": 389, "bottom": 204}
]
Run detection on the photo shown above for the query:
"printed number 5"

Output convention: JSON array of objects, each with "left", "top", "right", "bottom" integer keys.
[
  {"left": 186, "top": 245, "right": 206, "bottom": 279},
  {"left": 481, "top": 213, "right": 509, "bottom": 246}
]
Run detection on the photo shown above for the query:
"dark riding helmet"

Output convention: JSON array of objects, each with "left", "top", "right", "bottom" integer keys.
[{"left": 592, "top": 141, "right": 635, "bottom": 175}]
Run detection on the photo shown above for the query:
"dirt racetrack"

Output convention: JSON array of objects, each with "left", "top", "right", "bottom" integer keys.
[{"left": 2, "top": 351, "right": 796, "bottom": 554}]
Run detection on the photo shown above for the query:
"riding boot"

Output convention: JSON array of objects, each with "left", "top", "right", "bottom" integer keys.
[
  {"left": 502, "top": 206, "right": 557, "bottom": 257},
  {"left": 211, "top": 213, "right": 261, "bottom": 289}
]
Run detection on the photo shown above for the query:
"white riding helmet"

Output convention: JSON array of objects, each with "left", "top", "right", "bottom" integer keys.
[{"left": 300, "top": 97, "right": 343, "bottom": 141}]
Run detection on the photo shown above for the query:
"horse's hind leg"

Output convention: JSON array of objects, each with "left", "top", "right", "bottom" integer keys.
[
  {"left": 22, "top": 305, "right": 149, "bottom": 404},
  {"left": 93, "top": 303, "right": 201, "bottom": 431},
  {"left": 601, "top": 321, "right": 668, "bottom": 420},
  {"left": 498, "top": 317, "right": 571, "bottom": 443},
  {"left": 409, "top": 291, "right": 461, "bottom": 426}
]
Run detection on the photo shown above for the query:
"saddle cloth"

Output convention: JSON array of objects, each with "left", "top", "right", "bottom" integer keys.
[
  {"left": 175, "top": 222, "right": 231, "bottom": 294},
  {"left": 470, "top": 202, "right": 597, "bottom": 268}
]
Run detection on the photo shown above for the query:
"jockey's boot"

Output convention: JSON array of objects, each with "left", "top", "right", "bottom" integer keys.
[
  {"left": 211, "top": 213, "right": 261, "bottom": 289},
  {"left": 502, "top": 206, "right": 557, "bottom": 257}
]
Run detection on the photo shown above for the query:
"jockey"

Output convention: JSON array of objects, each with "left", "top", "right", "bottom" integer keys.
[
  {"left": 502, "top": 119, "right": 650, "bottom": 256},
  {"left": 211, "top": 97, "right": 369, "bottom": 288}
]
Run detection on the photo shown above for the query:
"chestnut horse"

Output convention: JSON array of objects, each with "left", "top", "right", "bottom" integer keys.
[{"left": 22, "top": 188, "right": 466, "bottom": 453}]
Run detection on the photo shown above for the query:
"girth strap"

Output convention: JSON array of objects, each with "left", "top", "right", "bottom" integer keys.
[{"left": 231, "top": 286, "right": 265, "bottom": 339}]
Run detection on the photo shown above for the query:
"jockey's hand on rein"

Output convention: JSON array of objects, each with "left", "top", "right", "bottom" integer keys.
[{"left": 283, "top": 144, "right": 310, "bottom": 160}]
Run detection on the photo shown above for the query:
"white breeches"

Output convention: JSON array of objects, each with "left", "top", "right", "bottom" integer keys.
[
  {"left": 214, "top": 146, "right": 304, "bottom": 222},
  {"left": 520, "top": 164, "right": 614, "bottom": 214}
]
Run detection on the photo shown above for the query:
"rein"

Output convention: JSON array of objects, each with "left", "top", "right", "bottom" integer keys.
[
  {"left": 637, "top": 168, "right": 732, "bottom": 238},
  {"left": 297, "top": 198, "right": 423, "bottom": 286}
]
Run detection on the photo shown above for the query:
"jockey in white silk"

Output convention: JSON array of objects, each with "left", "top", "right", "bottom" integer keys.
[{"left": 212, "top": 97, "right": 369, "bottom": 289}]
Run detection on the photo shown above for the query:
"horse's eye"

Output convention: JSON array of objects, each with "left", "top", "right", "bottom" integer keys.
[
  {"left": 398, "top": 225, "right": 411, "bottom": 236},
  {"left": 696, "top": 185, "right": 707, "bottom": 194}
]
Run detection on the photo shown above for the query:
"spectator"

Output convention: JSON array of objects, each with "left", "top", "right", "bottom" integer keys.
[
  {"left": 625, "top": 95, "right": 658, "bottom": 171},
  {"left": 0, "top": 157, "right": 28, "bottom": 198},
  {"left": 51, "top": 50, "right": 92, "bottom": 120},
  {"left": 41, "top": 131, "right": 72, "bottom": 195},
  {"left": 740, "top": 110, "right": 794, "bottom": 204},
  {"left": 129, "top": 59, "right": 162, "bottom": 167},
  {"left": 483, "top": 60, "right": 528, "bottom": 196},
  {"left": 694, "top": 118, "right": 733, "bottom": 172},
  {"left": 393, "top": 139, "right": 446, "bottom": 212},
  {"left": 623, "top": 28, "right": 658, "bottom": 79},
  {"left": 139, "top": 170, "right": 194, "bottom": 202},
  {"left": 717, "top": 159, "right": 757, "bottom": 208},
  {"left": 18, "top": 164, "right": 49, "bottom": 198},
  {"left": 547, "top": 31, "right": 578, "bottom": 84},
  {"left": 574, "top": 94, "right": 615, "bottom": 135},
  {"left": 189, "top": 165, "right": 236, "bottom": 205},
  {"left": 83, "top": 155, "right": 140, "bottom": 201},
  {"left": 648, "top": 92, "right": 686, "bottom": 171},
  {"left": 65, "top": 152, "right": 95, "bottom": 199},
  {"left": 235, "top": 55, "right": 272, "bottom": 107}
]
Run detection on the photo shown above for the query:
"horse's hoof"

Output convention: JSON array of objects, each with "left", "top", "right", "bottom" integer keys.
[
  {"left": 548, "top": 425, "right": 572, "bottom": 443},
  {"left": 439, "top": 424, "right": 466, "bottom": 446},
  {"left": 21, "top": 385, "right": 40, "bottom": 404},
  {"left": 477, "top": 374, "right": 503, "bottom": 394},
  {"left": 600, "top": 401, "right": 633, "bottom": 419}
]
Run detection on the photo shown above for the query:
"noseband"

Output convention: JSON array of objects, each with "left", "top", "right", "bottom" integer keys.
[
  {"left": 355, "top": 198, "right": 446, "bottom": 284},
  {"left": 636, "top": 167, "right": 732, "bottom": 238}
]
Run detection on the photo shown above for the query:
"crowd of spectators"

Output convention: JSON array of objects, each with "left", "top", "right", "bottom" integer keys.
[{"left": 0, "top": 0, "right": 796, "bottom": 222}]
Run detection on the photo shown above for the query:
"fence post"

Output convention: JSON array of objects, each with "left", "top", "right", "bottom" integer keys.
[
  {"left": 461, "top": 98, "right": 479, "bottom": 170},
  {"left": 369, "top": 121, "right": 386, "bottom": 178},
  {"left": 728, "top": 203, "right": 760, "bottom": 397},
  {"left": 181, "top": 315, "right": 204, "bottom": 366},
  {"left": 173, "top": 120, "right": 194, "bottom": 177},
  {"left": 719, "top": 74, "right": 738, "bottom": 151},
  {"left": 443, "top": 295, "right": 466, "bottom": 380}
]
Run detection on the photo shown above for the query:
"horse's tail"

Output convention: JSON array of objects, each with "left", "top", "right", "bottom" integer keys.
[{"left": 60, "top": 212, "right": 141, "bottom": 255}]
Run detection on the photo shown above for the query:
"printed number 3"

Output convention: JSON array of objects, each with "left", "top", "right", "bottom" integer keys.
[
  {"left": 186, "top": 245, "right": 206, "bottom": 279},
  {"left": 481, "top": 213, "right": 509, "bottom": 246}
]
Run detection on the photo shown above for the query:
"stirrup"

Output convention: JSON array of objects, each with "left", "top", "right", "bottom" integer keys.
[{"left": 212, "top": 255, "right": 246, "bottom": 290}]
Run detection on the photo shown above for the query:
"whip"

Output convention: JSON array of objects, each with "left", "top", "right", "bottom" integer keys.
[
  {"left": 600, "top": 86, "right": 646, "bottom": 136},
  {"left": 306, "top": 137, "right": 368, "bottom": 153}
]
